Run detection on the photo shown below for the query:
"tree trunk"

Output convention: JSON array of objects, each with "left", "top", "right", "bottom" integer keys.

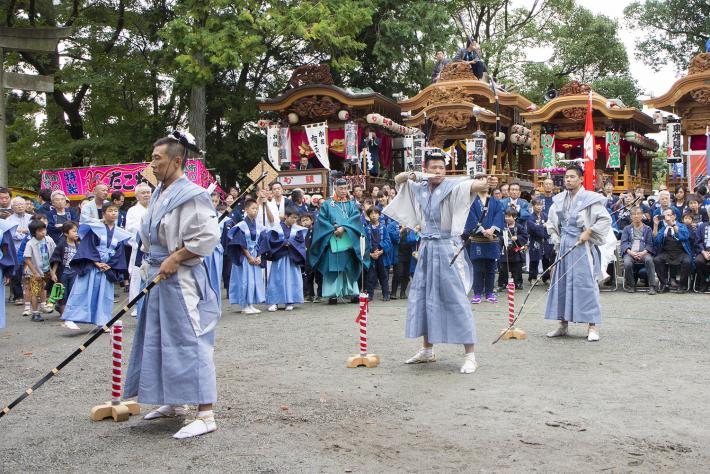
[{"left": 189, "top": 84, "right": 206, "bottom": 152}]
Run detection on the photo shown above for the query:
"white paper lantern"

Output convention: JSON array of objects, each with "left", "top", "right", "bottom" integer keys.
[
  {"left": 287, "top": 113, "right": 299, "bottom": 124},
  {"left": 338, "top": 110, "right": 350, "bottom": 121}
]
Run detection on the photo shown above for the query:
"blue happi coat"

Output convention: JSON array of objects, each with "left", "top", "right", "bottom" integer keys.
[
  {"left": 0, "top": 219, "right": 18, "bottom": 329},
  {"left": 228, "top": 217, "right": 266, "bottom": 306},
  {"left": 463, "top": 195, "right": 504, "bottom": 261},
  {"left": 62, "top": 221, "right": 132, "bottom": 325},
  {"left": 527, "top": 211, "right": 555, "bottom": 261},
  {"left": 125, "top": 175, "right": 221, "bottom": 405},
  {"left": 261, "top": 222, "right": 307, "bottom": 305}
]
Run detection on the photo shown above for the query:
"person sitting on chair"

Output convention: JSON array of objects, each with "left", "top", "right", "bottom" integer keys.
[
  {"left": 652, "top": 207, "right": 692, "bottom": 293},
  {"left": 620, "top": 207, "right": 656, "bottom": 294}
]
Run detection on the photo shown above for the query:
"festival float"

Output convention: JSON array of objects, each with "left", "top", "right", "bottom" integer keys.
[
  {"left": 522, "top": 81, "right": 658, "bottom": 193},
  {"left": 398, "top": 61, "right": 537, "bottom": 186},
  {"left": 644, "top": 52, "right": 710, "bottom": 191},
  {"left": 257, "top": 64, "right": 415, "bottom": 195}
]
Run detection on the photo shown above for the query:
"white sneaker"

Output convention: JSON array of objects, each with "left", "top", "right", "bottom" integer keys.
[
  {"left": 42, "top": 303, "right": 54, "bottom": 313},
  {"left": 460, "top": 353, "right": 478, "bottom": 374},
  {"left": 130, "top": 310, "right": 137, "bottom": 317},
  {"left": 405, "top": 349, "right": 436, "bottom": 364},
  {"left": 546, "top": 324, "right": 568, "bottom": 338},
  {"left": 267, "top": 304, "right": 278, "bottom": 312},
  {"left": 144, "top": 404, "right": 189, "bottom": 420},
  {"left": 285, "top": 305, "right": 294, "bottom": 311},
  {"left": 173, "top": 414, "right": 216, "bottom": 439},
  {"left": 587, "top": 326, "right": 600, "bottom": 342},
  {"left": 22, "top": 307, "right": 31, "bottom": 317},
  {"left": 63, "top": 321, "right": 80, "bottom": 330},
  {"left": 243, "top": 306, "right": 256, "bottom": 314}
]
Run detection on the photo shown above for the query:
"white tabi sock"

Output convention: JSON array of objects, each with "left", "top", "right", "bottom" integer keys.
[
  {"left": 460, "top": 353, "right": 478, "bottom": 374},
  {"left": 173, "top": 410, "right": 217, "bottom": 440},
  {"left": 421, "top": 348, "right": 433, "bottom": 357},
  {"left": 144, "top": 404, "right": 189, "bottom": 420}
]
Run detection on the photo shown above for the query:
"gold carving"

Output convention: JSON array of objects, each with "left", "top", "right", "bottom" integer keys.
[
  {"left": 429, "top": 111, "right": 472, "bottom": 130},
  {"left": 688, "top": 53, "right": 710, "bottom": 104},
  {"left": 426, "top": 86, "right": 470, "bottom": 107},
  {"left": 291, "top": 96, "right": 341, "bottom": 119},
  {"left": 559, "top": 81, "right": 592, "bottom": 121},
  {"left": 288, "top": 64, "right": 334, "bottom": 88},
  {"left": 439, "top": 62, "right": 477, "bottom": 81}
]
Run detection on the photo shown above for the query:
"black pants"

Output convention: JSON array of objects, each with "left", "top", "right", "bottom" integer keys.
[
  {"left": 11, "top": 270, "right": 23, "bottom": 300},
  {"left": 695, "top": 254, "right": 710, "bottom": 290},
  {"left": 470, "top": 61, "right": 486, "bottom": 80},
  {"left": 391, "top": 247, "right": 413, "bottom": 296},
  {"left": 498, "top": 261, "right": 523, "bottom": 288},
  {"left": 528, "top": 254, "right": 555, "bottom": 282},
  {"left": 654, "top": 253, "right": 691, "bottom": 288},
  {"left": 303, "top": 268, "right": 323, "bottom": 298},
  {"left": 367, "top": 258, "right": 390, "bottom": 298}
]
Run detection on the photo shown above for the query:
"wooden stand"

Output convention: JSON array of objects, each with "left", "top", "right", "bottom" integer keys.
[
  {"left": 346, "top": 354, "right": 380, "bottom": 368},
  {"left": 499, "top": 327, "right": 527, "bottom": 340},
  {"left": 90, "top": 401, "right": 140, "bottom": 422}
]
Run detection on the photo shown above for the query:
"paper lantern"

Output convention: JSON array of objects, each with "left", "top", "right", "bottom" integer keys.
[
  {"left": 338, "top": 110, "right": 350, "bottom": 121},
  {"left": 287, "top": 113, "right": 299, "bottom": 124}
]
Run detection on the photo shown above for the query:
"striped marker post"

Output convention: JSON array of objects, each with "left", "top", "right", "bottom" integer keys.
[
  {"left": 346, "top": 293, "right": 380, "bottom": 368},
  {"left": 507, "top": 278, "right": 515, "bottom": 327},
  {"left": 110, "top": 322, "right": 123, "bottom": 405}
]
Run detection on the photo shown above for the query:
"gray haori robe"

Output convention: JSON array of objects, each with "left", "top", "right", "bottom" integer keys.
[
  {"left": 124, "top": 175, "right": 221, "bottom": 405},
  {"left": 384, "top": 177, "right": 477, "bottom": 344},
  {"left": 544, "top": 189, "right": 612, "bottom": 324}
]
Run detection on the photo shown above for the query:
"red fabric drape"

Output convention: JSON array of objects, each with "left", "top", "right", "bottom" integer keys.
[
  {"left": 289, "top": 126, "right": 392, "bottom": 169},
  {"left": 690, "top": 135, "right": 708, "bottom": 151}
]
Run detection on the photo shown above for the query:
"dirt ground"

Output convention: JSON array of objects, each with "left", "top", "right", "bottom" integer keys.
[{"left": 1, "top": 287, "right": 709, "bottom": 473}]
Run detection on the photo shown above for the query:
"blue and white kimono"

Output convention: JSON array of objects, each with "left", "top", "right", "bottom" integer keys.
[
  {"left": 545, "top": 189, "right": 612, "bottom": 324},
  {"left": 227, "top": 217, "right": 266, "bottom": 306},
  {"left": 261, "top": 222, "right": 307, "bottom": 305},
  {"left": 384, "top": 176, "right": 477, "bottom": 344},
  {"left": 0, "top": 219, "right": 18, "bottom": 329},
  {"left": 125, "top": 175, "right": 221, "bottom": 406},
  {"left": 203, "top": 213, "right": 225, "bottom": 310},
  {"left": 62, "top": 221, "right": 132, "bottom": 326}
]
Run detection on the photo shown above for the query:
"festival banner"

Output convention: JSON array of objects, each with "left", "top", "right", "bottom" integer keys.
[
  {"left": 344, "top": 121, "right": 359, "bottom": 162},
  {"left": 267, "top": 124, "right": 280, "bottom": 169},
  {"left": 278, "top": 127, "right": 291, "bottom": 166},
  {"left": 666, "top": 122, "right": 682, "bottom": 164},
  {"left": 304, "top": 122, "right": 330, "bottom": 169},
  {"left": 541, "top": 133, "right": 555, "bottom": 168},
  {"left": 412, "top": 136, "right": 425, "bottom": 172},
  {"left": 583, "top": 92, "right": 597, "bottom": 191},
  {"left": 605, "top": 130, "right": 621, "bottom": 168},
  {"left": 40, "top": 159, "right": 222, "bottom": 199},
  {"left": 403, "top": 135, "right": 414, "bottom": 171},
  {"left": 466, "top": 136, "right": 487, "bottom": 176}
]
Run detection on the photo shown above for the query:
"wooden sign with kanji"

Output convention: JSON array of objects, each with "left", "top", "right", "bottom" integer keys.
[{"left": 248, "top": 160, "right": 279, "bottom": 188}]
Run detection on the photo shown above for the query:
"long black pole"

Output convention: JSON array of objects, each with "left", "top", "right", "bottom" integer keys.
[{"left": 0, "top": 172, "right": 268, "bottom": 420}]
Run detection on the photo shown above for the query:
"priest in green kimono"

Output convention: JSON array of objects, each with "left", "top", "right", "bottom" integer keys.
[{"left": 308, "top": 178, "right": 366, "bottom": 304}]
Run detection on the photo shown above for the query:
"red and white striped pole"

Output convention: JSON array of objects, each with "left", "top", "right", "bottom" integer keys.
[
  {"left": 507, "top": 278, "right": 515, "bottom": 327},
  {"left": 111, "top": 321, "right": 123, "bottom": 405},
  {"left": 357, "top": 293, "right": 368, "bottom": 355}
]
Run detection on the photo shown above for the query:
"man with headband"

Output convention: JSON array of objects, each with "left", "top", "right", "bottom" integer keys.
[
  {"left": 384, "top": 150, "right": 488, "bottom": 374},
  {"left": 124, "top": 132, "right": 221, "bottom": 439}
]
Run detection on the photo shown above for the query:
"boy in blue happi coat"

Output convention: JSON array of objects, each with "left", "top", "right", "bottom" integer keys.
[
  {"left": 228, "top": 198, "right": 266, "bottom": 313},
  {"left": 365, "top": 206, "right": 392, "bottom": 301},
  {"left": 61, "top": 203, "right": 133, "bottom": 327},
  {"left": 262, "top": 207, "right": 307, "bottom": 311},
  {"left": 527, "top": 197, "right": 556, "bottom": 285}
]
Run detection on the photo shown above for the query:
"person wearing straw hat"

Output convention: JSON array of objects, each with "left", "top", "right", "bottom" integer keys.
[{"left": 124, "top": 131, "right": 221, "bottom": 439}]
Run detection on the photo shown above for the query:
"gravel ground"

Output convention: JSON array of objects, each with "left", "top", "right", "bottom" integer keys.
[{"left": 1, "top": 287, "right": 708, "bottom": 473}]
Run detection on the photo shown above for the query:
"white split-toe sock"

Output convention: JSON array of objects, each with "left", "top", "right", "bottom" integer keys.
[
  {"left": 460, "top": 353, "right": 478, "bottom": 374},
  {"left": 144, "top": 404, "right": 189, "bottom": 420},
  {"left": 546, "top": 323, "right": 568, "bottom": 338},
  {"left": 267, "top": 304, "right": 278, "bottom": 312},
  {"left": 285, "top": 305, "right": 294, "bottom": 311},
  {"left": 405, "top": 348, "right": 436, "bottom": 364},
  {"left": 63, "top": 321, "right": 80, "bottom": 330},
  {"left": 173, "top": 410, "right": 217, "bottom": 439},
  {"left": 587, "top": 325, "right": 600, "bottom": 342}
]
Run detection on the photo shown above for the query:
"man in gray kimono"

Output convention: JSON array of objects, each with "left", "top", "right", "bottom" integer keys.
[
  {"left": 125, "top": 133, "right": 221, "bottom": 439},
  {"left": 545, "top": 165, "right": 612, "bottom": 342},
  {"left": 384, "top": 151, "right": 487, "bottom": 374}
]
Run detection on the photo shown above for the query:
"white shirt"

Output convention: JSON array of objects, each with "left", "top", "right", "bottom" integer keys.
[
  {"left": 125, "top": 202, "right": 148, "bottom": 267},
  {"left": 256, "top": 200, "right": 279, "bottom": 228}
]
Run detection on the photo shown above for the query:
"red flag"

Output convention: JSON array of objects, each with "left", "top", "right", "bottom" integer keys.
[{"left": 583, "top": 92, "right": 597, "bottom": 190}]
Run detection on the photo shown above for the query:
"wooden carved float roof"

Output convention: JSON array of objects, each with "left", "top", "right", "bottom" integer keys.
[
  {"left": 399, "top": 79, "right": 534, "bottom": 113},
  {"left": 403, "top": 102, "right": 510, "bottom": 128},
  {"left": 644, "top": 53, "right": 710, "bottom": 112},
  {"left": 257, "top": 84, "right": 401, "bottom": 118},
  {"left": 522, "top": 92, "right": 657, "bottom": 133}
]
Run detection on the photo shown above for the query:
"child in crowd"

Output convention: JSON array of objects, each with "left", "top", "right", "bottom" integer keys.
[
  {"left": 391, "top": 226, "right": 419, "bottom": 300},
  {"left": 364, "top": 207, "right": 391, "bottom": 301},
  {"left": 23, "top": 219, "right": 56, "bottom": 322},
  {"left": 50, "top": 221, "right": 80, "bottom": 329},
  {"left": 383, "top": 215, "right": 400, "bottom": 298},
  {"left": 498, "top": 208, "right": 528, "bottom": 290},
  {"left": 684, "top": 196, "right": 708, "bottom": 231},
  {"left": 61, "top": 203, "right": 132, "bottom": 327},
  {"left": 300, "top": 213, "right": 322, "bottom": 303},
  {"left": 262, "top": 208, "right": 307, "bottom": 311},
  {"left": 683, "top": 213, "right": 697, "bottom": 255},
  {"left": 527, "top": 198, "right": 555, "bottom": 284},
  {"left": 228, "top": 198, "right": 265, "bottom": 314}
]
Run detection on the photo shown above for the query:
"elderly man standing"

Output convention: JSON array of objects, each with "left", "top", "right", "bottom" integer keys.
[
  {"left": 308, "top": 178, "right": 365, "bottom": 305},
  {"left": 125, "top": 134, "right": 221, "bottom": 439},
  {"left": 46, "top": 190, "right": 76, "bottom": 243},
  {"left": 7, "top": 197, "right": 31, "bottom": 304},
  {"left": 80, "top": 184, "right": 109, "bottom": 223},
  {"left": 545, "top": 166, "right": 612, "bottom": 342},
  {"left": 125, "top": 182, "right": 152, "bottom": 316}
]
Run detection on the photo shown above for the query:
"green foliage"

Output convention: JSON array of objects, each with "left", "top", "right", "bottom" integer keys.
[
  {"left": 652, "top": 150, "right": 668, "bottom": 187},
  {"left": 624, "top": 0, "right": 710, "bottom": 71}
]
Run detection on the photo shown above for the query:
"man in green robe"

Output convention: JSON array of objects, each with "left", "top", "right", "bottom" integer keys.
[{"left": 308, "top": 178, "right": 366, "bottom": 304}]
